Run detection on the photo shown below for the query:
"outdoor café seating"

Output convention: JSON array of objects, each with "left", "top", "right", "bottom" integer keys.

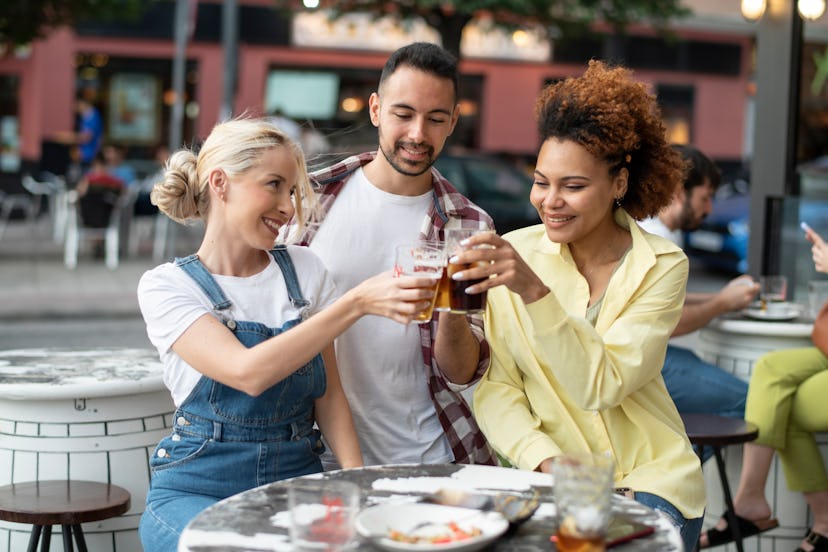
[
  {"left": 63, "top": 188, "right": 126, "bottom": 270},
  {"left": 681, "top": 413, "right": 760, "bottom": 552},
  {"left": 0, "top": 480, "right": 130, "bottom": 552}
]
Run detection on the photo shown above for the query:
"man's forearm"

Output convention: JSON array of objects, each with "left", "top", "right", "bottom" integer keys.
[
  {"left": 673, "top": 298, "right": 726, "bottom": 336},
  {"left": 433, "top": 313, "right": 481, "bottom": 384}
]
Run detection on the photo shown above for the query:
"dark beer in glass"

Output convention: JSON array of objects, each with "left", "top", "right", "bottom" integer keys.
[{"left": 447, "top": 261, "right": 486, "bottom": 314}]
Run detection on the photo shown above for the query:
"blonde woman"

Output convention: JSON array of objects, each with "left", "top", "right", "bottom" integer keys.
[{"left": 137, "top": 118, "right": 436, "bottom": 551}]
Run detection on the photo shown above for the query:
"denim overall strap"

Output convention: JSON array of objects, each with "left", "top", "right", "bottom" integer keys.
[
  {"left": 174, "top": 254, "right": 235, "bottom": 328},
  {"left": 173, "top": 249, "right": 325, "bottom": 427},
  {"left": 142, "top": 249, "right": 326, "bottom": 550},
  {"left": 270, "top": 245, "right": 310, "bottom": 317}
]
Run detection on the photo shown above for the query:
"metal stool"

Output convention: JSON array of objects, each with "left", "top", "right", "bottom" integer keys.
[
  {"left": 0, "top": 480, "right": 131, "bottom": 552},
  {"left": 681, "top": 413, "right": 759, "bottom": 552}
]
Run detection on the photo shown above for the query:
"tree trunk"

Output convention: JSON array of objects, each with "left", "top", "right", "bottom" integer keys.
[{"left": 428, "top": 9, "right": 472, "bottom": 59}]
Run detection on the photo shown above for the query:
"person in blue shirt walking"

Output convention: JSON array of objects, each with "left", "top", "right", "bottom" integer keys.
[
  {"left": 137, "top": 117, "right": 437, "bottom": 551},
  {"left": 74, "top": 94, "right": 103, "bottom": 171},
  {"left": 55, "top": 93, "right": 103, "bottom": 175}
]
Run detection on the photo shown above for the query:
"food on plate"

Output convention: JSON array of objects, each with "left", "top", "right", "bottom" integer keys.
[{"left": 388, "top": 521, "right": 482, "bottom": 544}]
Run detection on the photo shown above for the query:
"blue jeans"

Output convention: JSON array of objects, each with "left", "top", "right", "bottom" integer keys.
[
  {"left": 662, "top": 345, "right": 748, "bottom": 462},
  {"left": 662, "top": 345, "right": 748, "bottom": 418},
  {"left": 140, "top": 248, "right": 327, "bottom": 552},
  {"left": 635, "top": 492, "right": 704, "bottom": 552}
]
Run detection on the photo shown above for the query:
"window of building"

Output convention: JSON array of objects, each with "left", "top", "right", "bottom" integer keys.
[
  {"left": 657, "top": 84, "right": 695, "bottom": 145},
  {"left": 75, "top": 55, "right": 197, "bottom": 160},
  {"left": 265, "top": 71, "right": 340, "bottom": 120},
  {"left": 553, "top": 34, "right": 742, "bottom": 76},
  {"left": 265, "top": 66, "right": 483, "bottom": 152}
]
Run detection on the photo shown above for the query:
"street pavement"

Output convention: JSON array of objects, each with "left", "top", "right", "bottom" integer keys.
[{"left": 0, "top": 215, "right": 201, "bottom": 322}]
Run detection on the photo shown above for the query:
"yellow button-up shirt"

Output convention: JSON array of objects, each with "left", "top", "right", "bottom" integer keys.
[{"left": 473, "top": 210, "right": 705, "bottom": 519}]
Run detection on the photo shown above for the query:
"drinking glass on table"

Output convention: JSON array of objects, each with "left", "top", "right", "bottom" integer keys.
[
  {"left": 288, "top": 480, "right": 360, "bottom": 551},
  {"left": 808, "top": 280, "right": 828, "bottom": 319},
  {"left": 443, "top": 228, "right": 492, "bottom": 315},
  {"left": 393, "top": 241, "right": 446, "bottom": 324},
  {"left": 759, "top": 275, "right": 788, "bottom": 314},
  {"left": 552, "top": 452, "right": 614, "bottom": 552}
]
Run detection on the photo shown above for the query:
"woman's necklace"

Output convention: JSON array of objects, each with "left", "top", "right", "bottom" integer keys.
[{"left": 574, "top": 234, "right": 624, "bottom": 280}]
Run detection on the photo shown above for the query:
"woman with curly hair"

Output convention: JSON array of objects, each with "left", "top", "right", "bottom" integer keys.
[{"left": 459, "top": 60, "right": 705, "bottom": 548}]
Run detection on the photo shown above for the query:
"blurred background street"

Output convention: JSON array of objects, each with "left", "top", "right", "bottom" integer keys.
[
  {"left": 0, "top": 216, "right": 202, "bottom": 349},
  {"left": 0, "top": 214, "right": 729, "bottom": 350},
  {"left": 0, "top": 0, "right": 825, "bottom": 354}
]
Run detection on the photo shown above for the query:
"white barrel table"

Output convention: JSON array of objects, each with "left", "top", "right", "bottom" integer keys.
[
  {"left": 694, "top": 316, "right": 823, "bottom": 552},
  {"left": 0, "top": 348, "right": 173, "bottom": 552}
]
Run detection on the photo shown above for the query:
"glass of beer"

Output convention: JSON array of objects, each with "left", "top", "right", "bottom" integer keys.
[
  {"left": 551, "top": 452, "right": 614, "bottom": 552},
  {"left": 759, "top": 274, "right": 787, "bottom": 314},
  {"left": 394, "top": 241, "right": 446, "bottom": 323},
  {"left": 434, "top": 261, "right": 452, "bottom": 312},
  {"left": 444, "top": 228, "right": 491, "bottom": 314}
]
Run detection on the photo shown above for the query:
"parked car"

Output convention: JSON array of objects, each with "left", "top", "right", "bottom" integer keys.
[
  {"left": 684, "top": 177, "right": 828, "bottom": 275},
  {"left": 433, "top": 153, "right": 538, "bottom": 233}
]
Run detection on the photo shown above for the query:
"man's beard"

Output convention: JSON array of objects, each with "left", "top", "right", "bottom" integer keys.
[
  {"left": 678, "top": 201, "right": 703, "bottom": 232},
  {"left": 379, "top": 140, "right": 436, "bottom": 177}
]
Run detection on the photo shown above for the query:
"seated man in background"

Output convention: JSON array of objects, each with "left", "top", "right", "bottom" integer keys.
[
  {"left": 639, "top": 144, "right": 759, "bottom": 429},
  {"left": 102, "top": 143, "right": 137, "bottom": 190},
  {"left": 76, "top": 151, "right": 125, "bottom": 199}
]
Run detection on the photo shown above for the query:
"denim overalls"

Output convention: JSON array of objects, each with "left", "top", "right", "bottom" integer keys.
[{"left": 139, "top": 246, "right": 327, "bottom": 552}]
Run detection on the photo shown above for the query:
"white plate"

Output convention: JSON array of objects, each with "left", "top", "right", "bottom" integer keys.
[
  {"left": 743, "top": 303, "right": 801, "bottom": 321},
  {"left": 355, "top": 503, "right": 509, "bottom": 552}
]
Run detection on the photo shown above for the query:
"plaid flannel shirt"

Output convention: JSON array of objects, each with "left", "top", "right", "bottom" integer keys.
[{"left": 288, "top": 151, "right": 498, "bottom": 465}]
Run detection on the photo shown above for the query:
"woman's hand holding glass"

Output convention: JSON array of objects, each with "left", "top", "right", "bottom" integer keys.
[
  {"left": 348, "top": 270, "right": 440, "bottom": 325},
  {"left": 450, "top": 232, "right": 550, "bottom": 305}
]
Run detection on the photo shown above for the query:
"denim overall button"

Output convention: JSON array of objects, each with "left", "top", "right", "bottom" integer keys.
[
  {"left": 226, "top": 319, "right": 237, "bottom": 330},
  {"left": 177, "top": 416, "right": 188, "bottom": 426},
  {"left": 171, "top": 434, "right": 181, "bottom": 441},
  {"left": 157, "top": 448, "right": 168, "bottom": 458}
]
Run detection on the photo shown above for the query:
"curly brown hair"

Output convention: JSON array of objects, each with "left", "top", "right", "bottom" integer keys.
[{"left": 534, "top": 60, "right": 686, "bottom": 220}]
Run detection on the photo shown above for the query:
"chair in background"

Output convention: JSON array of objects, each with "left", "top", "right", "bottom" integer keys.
[
  {"left": 681, "top": 412, "right": 761, "bottom": 552},
  {"left": 0, "top": 479, "right": 130, "bottom": 552},
  {"left": 0, "top": 174, "right": 48, "bottom": 242},
  {"left": 0, "top": 173, "right": 68, "bottom": 244},
  {"left": 63, "top": 187, "right": 125, "bottom": 270},
  {"left": 0, "top": 190, "right": 35, "bottom": 242},
  {"left": 22, "top": 172, "right": 68, "bottom": 243},
  {"left": 123, "top": 181, "right": 164, "bottom": 258}
]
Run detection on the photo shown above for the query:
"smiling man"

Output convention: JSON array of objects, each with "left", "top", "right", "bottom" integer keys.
[{"left": 285, "top": 42, "right": 497, "bottom": 467}]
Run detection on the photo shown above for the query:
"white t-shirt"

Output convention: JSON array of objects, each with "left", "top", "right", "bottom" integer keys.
[
  {"left": 309, "top": 167, "right": 454, "bottom": 466},
  {"left": 137, "top": 246, "right": 338, "bottom": 406},
  {"left": 639, "top": 216, "right": 683, "bottom": 247}
]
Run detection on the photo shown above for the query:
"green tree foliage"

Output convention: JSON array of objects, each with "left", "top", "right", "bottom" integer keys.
[
  {"left": 276, "top": 0, "right": 690, "bottom": 56},
  {"left": 0, "top": 0, "right": 148, "bottom": 49}
]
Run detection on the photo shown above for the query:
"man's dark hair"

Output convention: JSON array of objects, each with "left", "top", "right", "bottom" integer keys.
[
  {"left": 379, "top": 42, "right": 459, "bottom": 100},
  {"left": 673, "top": 143, "right": 721, "bottom": 193}
]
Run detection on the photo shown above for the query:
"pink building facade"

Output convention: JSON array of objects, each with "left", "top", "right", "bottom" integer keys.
[{"left": 0, "top": 5, "right": 753, "bottom": 172}]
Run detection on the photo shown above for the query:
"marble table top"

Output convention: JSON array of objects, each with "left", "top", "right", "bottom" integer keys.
[
  {"left": 709, "top": 315, "right": 813, "bottom": 337},
  {"left": 0, "top": 347, "right": 164, "bottom": 399},
  {"left": 711, "top": 301, "right": 815, "bottom": 336},
  {"left": 180, "top": 463, "right": 681, "bottom": 552}
]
